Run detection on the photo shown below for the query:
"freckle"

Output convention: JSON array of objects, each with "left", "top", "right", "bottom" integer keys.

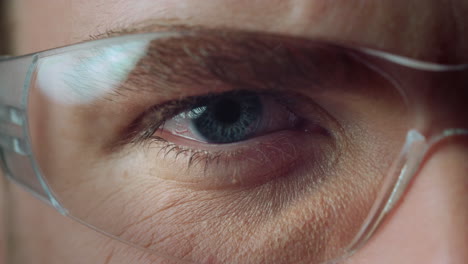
[{"left": 123, "top": 171, "right": 128, "bottom": 179}]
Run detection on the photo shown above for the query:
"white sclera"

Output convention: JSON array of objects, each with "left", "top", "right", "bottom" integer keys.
[{"left": 36, "top": 40, "right": 150, "bottom": 105}]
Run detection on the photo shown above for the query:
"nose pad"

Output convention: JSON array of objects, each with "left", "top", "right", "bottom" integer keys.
[{"left": 347, "top": 133, "right": 468, "bottom": 264}]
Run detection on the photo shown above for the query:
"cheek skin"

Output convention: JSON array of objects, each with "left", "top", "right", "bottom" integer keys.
[
  {"left": 9, "top": 137, "right": 468, "bottom": 264},
  {"left": 9, "top": 183, "right": 178, "bottom": 264}
]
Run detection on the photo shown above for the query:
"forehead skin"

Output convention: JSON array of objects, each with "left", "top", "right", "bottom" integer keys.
[{"left": 10, "top": 0, "right": 468, "bottom": 63}]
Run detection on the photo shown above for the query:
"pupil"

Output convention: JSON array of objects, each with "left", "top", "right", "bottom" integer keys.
[{"left": 213, "top": 99, "right": 241, "bottom": 124}]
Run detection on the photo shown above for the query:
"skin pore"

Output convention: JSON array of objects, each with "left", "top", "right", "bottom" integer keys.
[{"left": 2, "top": 0, "right": 468, "bottom": 263}]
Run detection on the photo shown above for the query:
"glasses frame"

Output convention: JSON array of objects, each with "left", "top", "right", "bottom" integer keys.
[{"left": 1, "top": 31, "right": 467, "bottom": 263}]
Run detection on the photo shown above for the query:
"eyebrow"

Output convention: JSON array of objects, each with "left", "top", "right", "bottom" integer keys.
[
  {"left": 110, "top": 29, "right": 363, "bottom": 100},
  {"left": 89, "top": 21, "right": 202, "bottom": 41}
]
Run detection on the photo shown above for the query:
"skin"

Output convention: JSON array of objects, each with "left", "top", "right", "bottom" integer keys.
[{"left": 2, "top": 0, "right": 468, "bottom": 263}]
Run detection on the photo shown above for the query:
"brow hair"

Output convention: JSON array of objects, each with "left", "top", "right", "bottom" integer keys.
[{"left": 117, "top": 30, "right": 358, "bottom": 99}]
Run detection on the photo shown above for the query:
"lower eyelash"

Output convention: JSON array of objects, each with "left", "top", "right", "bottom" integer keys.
[
  {"left": 129, "top": 127, "right": 333, "bottom": 190},
  {"left": 147, "top": 136, "right": 224, "bottom": 172}
]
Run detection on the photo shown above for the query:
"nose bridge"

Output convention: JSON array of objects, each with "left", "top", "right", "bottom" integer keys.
[
  {"left": 348, "top": 137, "right": 468, "bottom": 264},
  {"left": 346, "top": 137, "right": 468, "bottom": 264},
  {"left": 406, "top": 65, "right": 468, "bottom": 262},
  {"left": 430, "top": 143, "right": 468, "bottom": 261}
]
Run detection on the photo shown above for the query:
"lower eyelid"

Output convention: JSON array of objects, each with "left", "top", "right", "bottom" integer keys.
[{"left": 134, "top": 126, "right": 337, "bottom": 190}]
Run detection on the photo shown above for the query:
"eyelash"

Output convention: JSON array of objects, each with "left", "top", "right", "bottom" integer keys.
[{"left": 153, "top": 140, "right": 224, "bottom": 171}]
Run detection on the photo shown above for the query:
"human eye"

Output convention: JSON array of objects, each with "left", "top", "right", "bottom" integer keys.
[{"left": 123, "top": 89, "right": 339, "bottom": 189}]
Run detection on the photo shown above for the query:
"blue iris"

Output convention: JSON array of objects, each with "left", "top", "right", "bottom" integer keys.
[{"left": 190, "top": 92, "right": 262, "bottom": 143}]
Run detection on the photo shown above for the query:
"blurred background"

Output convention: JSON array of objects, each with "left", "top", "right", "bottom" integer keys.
[
  {"left": 0, "top": 0, "right": 11, "bottom": 54},
  {"left": 1, "top": 0, "right": 12, "bottom": 262}
]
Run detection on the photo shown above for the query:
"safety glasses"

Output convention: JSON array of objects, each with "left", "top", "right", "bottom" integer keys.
[{"left": 1, "top": 30, "right": 467, "bottom": 263}]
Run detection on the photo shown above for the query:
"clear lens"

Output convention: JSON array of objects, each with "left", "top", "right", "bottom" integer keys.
[{"left": 25, "top": 32, "right": 417, "bottom": 263}]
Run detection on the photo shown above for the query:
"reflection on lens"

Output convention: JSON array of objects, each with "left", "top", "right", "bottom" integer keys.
[{"left": 36, "top": 40, "right": 149, "bottom": 105}]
